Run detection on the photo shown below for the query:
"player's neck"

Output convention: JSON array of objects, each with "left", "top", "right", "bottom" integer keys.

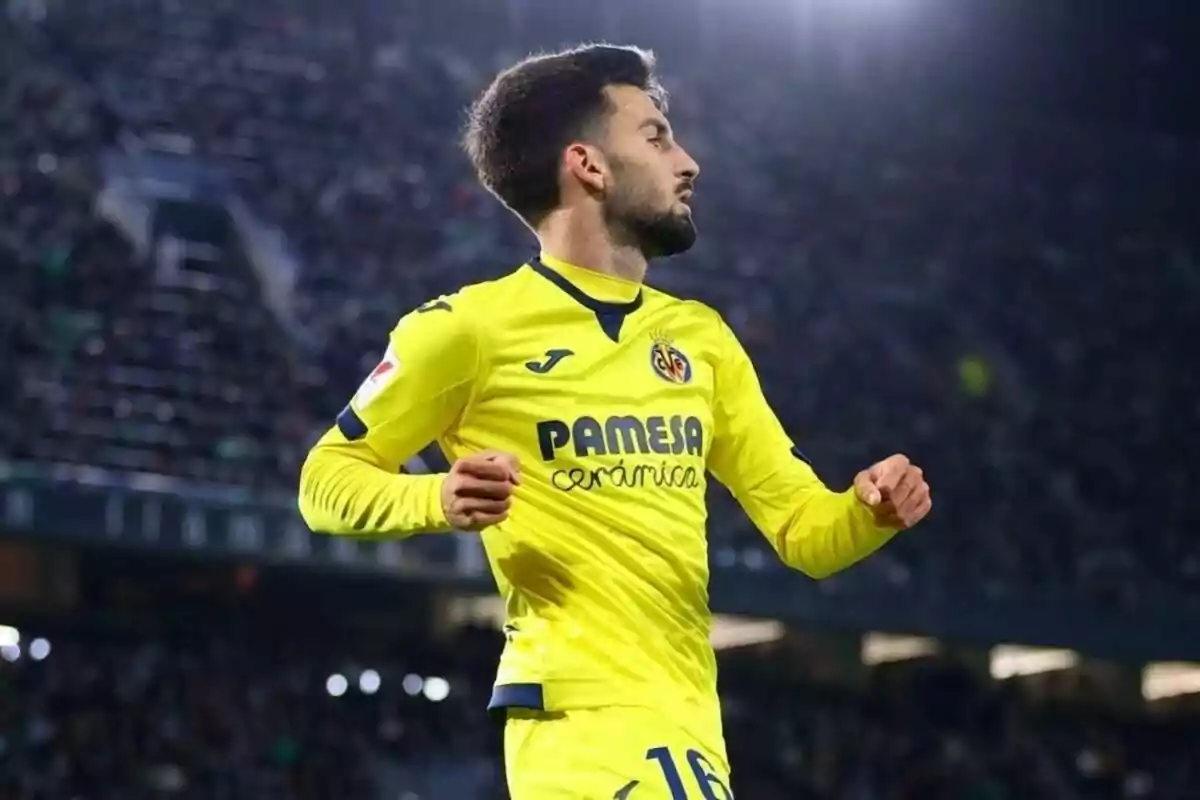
[{"left": 537, "top": 213, "right": 648, "bottom": 284}]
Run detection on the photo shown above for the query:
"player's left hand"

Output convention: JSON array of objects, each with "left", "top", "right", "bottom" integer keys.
[{"left": 853, "top": 454, "right": 931, "bottom": 530}]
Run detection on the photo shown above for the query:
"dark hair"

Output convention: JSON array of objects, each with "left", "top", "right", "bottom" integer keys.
[{"left": 462, "top": 43, "right": 667, "bottom": 227}]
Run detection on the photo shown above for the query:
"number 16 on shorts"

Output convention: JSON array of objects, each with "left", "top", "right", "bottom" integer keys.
[{"left": 614, "top": 746, "right": 734, "bottom": 799}]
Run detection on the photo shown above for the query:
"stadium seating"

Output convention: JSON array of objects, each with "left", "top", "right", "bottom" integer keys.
[
  {"left": 3, "top": 625, "right": 1196, "bottom": 799},
  {"left": 3, "top": 3, "right": 1200, "bottom": 797},
  {"left": 3, "top": 1, "right": 1198, "bottom": 607}
]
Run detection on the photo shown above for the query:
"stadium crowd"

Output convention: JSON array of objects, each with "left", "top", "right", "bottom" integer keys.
[
  {"left": 3, "top": 0, "right": 1199, "bottom": 608},
  {"left": 1, "top": 623, "right": 1197, "bottom": 799},
  {"left": 3, "top": 3, "right": 1199, "bottom": 795}
]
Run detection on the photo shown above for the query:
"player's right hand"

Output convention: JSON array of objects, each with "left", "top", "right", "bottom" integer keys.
[{"left": 441, "top": 451, "right": 521, "bottom": 531}]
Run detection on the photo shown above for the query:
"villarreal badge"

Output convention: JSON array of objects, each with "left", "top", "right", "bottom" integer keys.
[{"left": 650, "top": 333, "right": 692, "bottom": 385}]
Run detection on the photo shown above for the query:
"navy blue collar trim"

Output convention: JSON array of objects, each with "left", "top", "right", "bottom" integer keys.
[{"left": 528, "top": 256, "right": 643, "bottom": 342}]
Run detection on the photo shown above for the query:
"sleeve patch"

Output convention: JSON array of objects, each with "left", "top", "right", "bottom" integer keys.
[{"left": 351, "top": 345, "right": 399, "bottom": 410}]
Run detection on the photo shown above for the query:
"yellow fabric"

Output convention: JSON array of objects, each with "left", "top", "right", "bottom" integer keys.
[
  {"left": 504, "top": 705, "right": 730, "bottom": 799},
  {"left": 299, "top": 253, "right": 898, "bottom": 717},
  {"left": 538, "top": 251, "right": 642, "bottom": 302}
]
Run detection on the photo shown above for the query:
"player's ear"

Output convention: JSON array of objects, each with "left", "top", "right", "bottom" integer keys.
[{"left": 563, "top": 143, "right": 607, "bottom": 194}]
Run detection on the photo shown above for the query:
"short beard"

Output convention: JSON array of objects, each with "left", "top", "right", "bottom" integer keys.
[
  {"left": 618, "top": 208, "right": 697, "bottom": 260},
  {"left": 603, "top": 161, "right": 697, "bottom": 260}
]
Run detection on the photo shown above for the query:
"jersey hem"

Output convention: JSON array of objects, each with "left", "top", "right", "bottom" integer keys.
[{"left": 487, "top": 679, "right": 718, "bottom": 717}]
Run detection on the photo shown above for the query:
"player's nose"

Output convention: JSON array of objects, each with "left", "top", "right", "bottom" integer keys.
[{"left": 675, "top": 145, "right": 699, "bottom": 182}]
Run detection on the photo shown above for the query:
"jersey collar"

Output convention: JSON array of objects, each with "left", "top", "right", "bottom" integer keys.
[{"left": 529, "top": 253, "right": 644, "bottom": 342}]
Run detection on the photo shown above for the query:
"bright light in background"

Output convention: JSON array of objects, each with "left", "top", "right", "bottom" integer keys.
[
  {"left": 446, "top": 595, "right": 505, "bottom": 628},
  {"left": 990, "top": 645, "right": 1079, "bottom": 680},
  {"left": 710, "top": 615, "right": 785, "bottom": 651},
  {"left": 359, "top": 669, "right": 381, "bottom": 695},
  {"left": 861, "top": 632, "right": 940, "bottom": 665},
  {"left": 402, "top": 673, "right": 424, "bottom": 696},
  {"left": 28, "top": 638, "right": 50, "bottom": 661},
  {"left": 1143, "top": 662, "right": 1200, "bottom": 701},
  {"left": 1, "top": 644, "right": 20, "bottom": 663},
  {"left": 423, "top": 676, "right": 450, "bottom": 702},
  {"left": 325, "top": 673, "right": 349, "bottom": 697},
  {"left": 0, "top": 626, "right": 18, "bottom": 647},
  {"left": 813, "top": 0, "right": 921, "bottom": 19},
  {"left": 447, "top": 595, "right": 785, "bottom": 653}
]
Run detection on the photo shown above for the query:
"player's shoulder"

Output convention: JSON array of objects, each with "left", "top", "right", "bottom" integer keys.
[
  {"left": 452, "top": 265, "right": 538, "bottom": 313},
  {"left": 641, "top": 286, "right": 741, "bottom": 372},
  {"left": 390, "top": 263, "right": 533, "bottom": 330},
  {"left": 642, "top": 285, "right": 730, "bottom": 334}
]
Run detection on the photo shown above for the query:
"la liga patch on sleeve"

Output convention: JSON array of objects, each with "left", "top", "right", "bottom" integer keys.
[{"left": 352, "top": 346, "right": 399, "bottom": 410}]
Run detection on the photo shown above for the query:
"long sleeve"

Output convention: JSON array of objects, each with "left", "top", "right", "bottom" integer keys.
[
  {"left": 706, "top": 317, "right": 898, "bottom": 578},
  {"left": 298, "top": 296, "right": 481, "bottom": 537}
]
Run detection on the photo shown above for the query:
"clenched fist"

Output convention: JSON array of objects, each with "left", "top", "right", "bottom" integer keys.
[
  {"left": 441, "top": 451, "right": 521, "bottom": 531},
  {"left": 853, "top": 453, "right": 931, "bottom": 530}
]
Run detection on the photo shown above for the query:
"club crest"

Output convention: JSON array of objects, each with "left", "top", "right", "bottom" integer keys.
[{"left": 650, "top": 334, "right": 692, "bottom": 385}]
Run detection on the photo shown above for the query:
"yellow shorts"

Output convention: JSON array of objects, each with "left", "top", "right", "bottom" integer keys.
[{"left": 504, "top": 705, "right": 733, "bottom": 799}]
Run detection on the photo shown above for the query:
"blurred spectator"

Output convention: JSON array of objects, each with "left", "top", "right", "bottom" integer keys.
[
  {"left": 1, "top": 1, "right": 1198, "bottom": 613},
  {"left": 2, "top": 625, "right": 1197, "bottom": 799},
  {"left": 1, "top": 6, "right": 1199, "bottom": 795}
]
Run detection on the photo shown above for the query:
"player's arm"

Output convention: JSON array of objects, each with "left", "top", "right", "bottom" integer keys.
[
  {"left": 298, "top": 297, "right": 511, "bottom": 537},
  {"left": 707, "top": 317, "right": 930, "bottom": 579}
]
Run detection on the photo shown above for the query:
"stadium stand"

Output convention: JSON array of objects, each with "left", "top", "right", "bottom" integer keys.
[
  {"left": 2, "top": 622, "right": 1198, "bottom": 799},
  {"left": 4, "top": 1, "right": 1197, "bottom": 607},
  {"left": 2, "top": 0, "right": 1199, "bottom": 797}
]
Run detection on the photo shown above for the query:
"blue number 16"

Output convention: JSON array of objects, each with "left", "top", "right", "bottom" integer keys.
[{"left": 645, "top": 746, "right": 733, "bottom": 800}]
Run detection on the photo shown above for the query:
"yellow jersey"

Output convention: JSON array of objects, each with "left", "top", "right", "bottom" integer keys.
[{"left": 299, "top": 253, "right": 897, "bottom": 715}]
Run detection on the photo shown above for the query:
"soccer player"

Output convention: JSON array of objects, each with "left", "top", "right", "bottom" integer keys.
[{"left": 299, "top": 44, "right": 931, "bottom": 799}]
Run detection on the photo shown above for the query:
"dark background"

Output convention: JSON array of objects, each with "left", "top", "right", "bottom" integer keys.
[{"left": 1, "top": 0, "right": 1198, "bottom": 797}]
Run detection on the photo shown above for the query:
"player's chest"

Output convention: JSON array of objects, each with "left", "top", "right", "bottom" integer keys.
[
  {"left": 480, "top": 311, "right": 713, "bottom": 406},
  {"left": 468, "top": 310, "right": 716, "bottom": 449}
]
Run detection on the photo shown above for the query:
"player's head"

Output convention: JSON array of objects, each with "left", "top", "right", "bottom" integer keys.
[{"left": 463, "top": 44, "right": 700, "bottom": 259}]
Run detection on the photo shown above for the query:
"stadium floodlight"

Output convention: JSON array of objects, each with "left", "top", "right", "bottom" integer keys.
[
  {"left": 325, "top": 673, "right": 349, "bottom": 697},
  {"left": 989, "top": 645, "right": 1079, "bottom": 680},
  {"left": 402, "top": 673, "right": 424, "bottom": 696},
  {"left": 817, "top": 0, "right": 919, "bottom": 19},
  {"left": 28, "top": 638, "right": 50, "bottom": 661},
  {"left": 1142, "top": 662, "right": 1200, "bottom": 701},
  {"left": 423, "top": 676, "right": 451, "bottom": 702},
  {"left": 0, "top": 626, "right": 18, "bottom": 647},
  {"left": 359, "top": 669, "right": 381, "bottom": 695},
  {"left": 709, "top": 615, "right": 785, "bottom": 651},
  {"left": 861, "top": 632, "right": 939, "bottom": 665}
]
